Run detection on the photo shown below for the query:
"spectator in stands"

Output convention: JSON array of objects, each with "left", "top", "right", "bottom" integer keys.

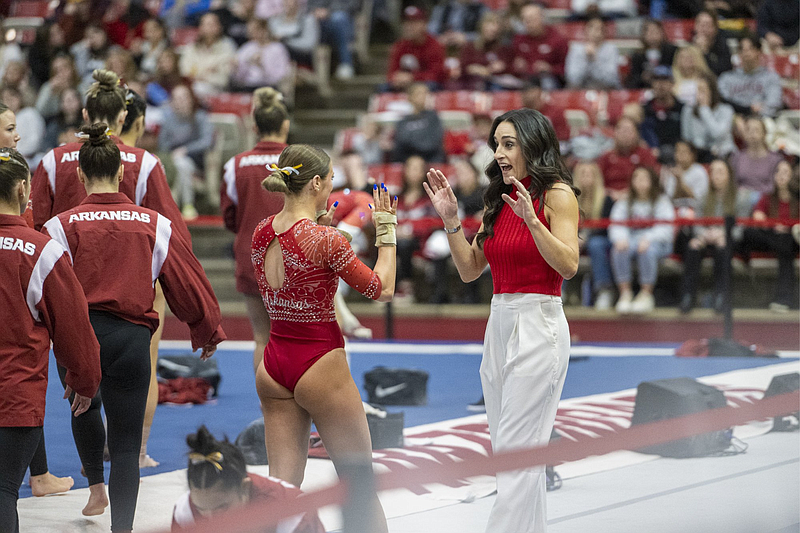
[
  {"left": 158, "top": 84, "right": 215, "bottom": 220},
  {"left": 672, "top": 45, "right": 712, "bottom": 107},
  {"left": 758, "top": 0, "right": 800, "bottom": 50},
  {"left": 626, "top": 19, "right": 677, "bottom": 90},
  {"left": 681, "top": 74, "right": 735, "bottom": 162},
  {"left": 429, "top": 0, "right": 489, "bottom": 46},
  {"left": 28, "top": 23, "right": 69, "bottom": 88},
  {"left": 565, "top": 16, "right": 621, "bottom": 90},
  {"left": 147, "top": 49, "right": 191, "bottom": 106},
  {"left": 102, "top": 0, "right": 149, "bottom": 49},
  {"left": 35, "top": 55, "right": 80, "bottom": 122},
  {"left": 161, "top": 0, "right": 213, "bottom": 30},
  {"left": 396, "top": 155, "right": 439, "bottom": 303},
  {"left": 0, "top": 28, "right": 23, "bottom": 81},
  {"left": 502, "top": 0, "right": 528, "bottom": 35},
  {"left": 740, "top": 160, "right": 800, "bottom": 312},
  {"left": 510, "top": 3, "right": 569, "bottom": 90},
  {"left": 105, "top": 47, "right": 139, "bottom": 84},
  {"left": 0, "top": 87, "right": 45, "bottom": 165},
  {"left": 641, "top": 66, "right": 683, "bottom": 163},
  {"left": 692, "top": 10, "right": 732, "bottom": 77},
  {"left": 457, "top": 12, "right": 512, "bottom": 91},
  {"left": 426, "top": 159, "right": 487, "bottom": 304},
  {"left": 571, "top": 0, "right": 637, "bottom": 18},
  {"left": 521, "top": 78, "right": 570, "bottom": 142},
  {"left": 390, "top": 83, "right": 446, "bottom": 163},
  {"left": 730, "top": 116, "right": 784, "bottom": 209},
  {"left": 231, "top": 19, "right": 292, "bottom": 92},
  {"left": 679, "top": 158, "right": 750, "bottom": 313},
  {"left": 718, "top": 36, "right": 783, "bottom": 118},
  {"left": 351, "top": 118, "right": 391, "bottom": 166},
  {"left": 469, "top": 113, "right": 495, "bottom": 182},
  {"left": 42, "top": 87, "right": 83, "bottom": 151},
  {"left": 0, "top": 61, "right": 36, "bottom": 108},
  {"left": 307, "top": 0, "right": 359, "bottom": 80},
  {"left": 387, "top": 6, "right": 447, "bottom": 91},
  {"left": 597, "top": 116, "right": 659, "bottom": 199},
  {"left": 574, "top": 161, "right": 616, "bottom": 310},
  {"left": 133, "top": 18, "right": 170, "bottom": 78},
  {"left": 609, "top": 166, "right": 675, "bottom": 314},
  {"left": 660, "top": 141, "right": 709, "bottom": 212},
  {"left": 179, "top": 12, "right": 237, "bottom": 98},
  {"left": 269, "top": 0, "right": 320, "bottom": 67},
  {"left": 70, "top": 23, "right": 112, "bottom": 92},
  {"left": 208, "top": 0, "right": 257, "bottom": 47}
]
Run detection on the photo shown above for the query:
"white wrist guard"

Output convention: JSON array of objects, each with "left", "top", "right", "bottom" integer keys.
[{"left": 373, "top": 211, "right": 397, "bottom": 247}]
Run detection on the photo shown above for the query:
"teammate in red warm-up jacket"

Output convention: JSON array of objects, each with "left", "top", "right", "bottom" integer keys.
[
  {"left": 31, "top": 69, "right": 190, "bottom": 245},
  {"left": 0, "top": 148, "right": 101, "bottom": 533},
  {"left": 220, "top": 87, "right": 286, "bottom": 372},
  {"left": 42, "top": 124, "right": 225, "bottom": 533}
]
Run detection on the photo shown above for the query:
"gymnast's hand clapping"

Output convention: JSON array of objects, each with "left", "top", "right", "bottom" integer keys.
[
  {"left": 371, "top": 181, "right": 398, "bottom": 216},
  {"left": 423, "top": 168, "right": 459, "bottom": 225},
  {"left": 501, "top": 176, "right": 538, "bottom": 227}
]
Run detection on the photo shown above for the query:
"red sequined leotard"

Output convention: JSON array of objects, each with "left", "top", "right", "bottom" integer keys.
[{"left": 252, "top": 216, "right": 382, "bottom": 391}]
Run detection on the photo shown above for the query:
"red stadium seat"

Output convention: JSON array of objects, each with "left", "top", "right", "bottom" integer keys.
[
  {"left": 171, "top": 27, "right": 199, "bottom": 47},
  {"left": 603, "top": 89, "right": 648, "bottom": 123},
  {"left": 554, "top": 21, "right": 588, "bottom": 41},
  {"left": 368, "top": 164, "right": 404, "bottom": 191},
  {"left": 368, "top": 93, "right": 408, "bottom": 113},
  {"left": 334, "top": 127, "right": 360, "bottom": 154},
  {"left": 662, "top": 20, "right": 694, "bottom": 43},
  {"left": 547, "top": 90, "right": 602, "bottom": 116},
  {"left": 204, "top": 93, "right": 253, "bottom": 116},
  {"left": 766, "top": 54, "right": 800, "bottom": 80},
  {"left": 9, "top": 0, "right": 50, "bottom": 18},
  {"left": 434, "top": 91, "right": 478, "bottom": 112},
  {"left": 490, "top": 91, "right": 523, "bottom": 112}
]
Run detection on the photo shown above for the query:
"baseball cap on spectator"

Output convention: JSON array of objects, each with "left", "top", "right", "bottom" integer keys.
[
  {"left": 652, "top": 65, "right": 673, "bottom": 80},
  {"left": 403, "top": 6, "right": 427, "bottom": 22}
]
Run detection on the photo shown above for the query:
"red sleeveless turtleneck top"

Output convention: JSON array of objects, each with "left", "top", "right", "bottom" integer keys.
[{"left": 482, "top": 177, "right": 563, "bottom": 296}]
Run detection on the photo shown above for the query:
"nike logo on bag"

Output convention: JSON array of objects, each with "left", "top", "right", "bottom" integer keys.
[{"left": 374, "top": 383, "right": 408, "bottom": 398}]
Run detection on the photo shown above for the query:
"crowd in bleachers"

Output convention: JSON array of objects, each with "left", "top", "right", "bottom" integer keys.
[{"left": 1, "top": 0, "right": 798, "bottom": 312}]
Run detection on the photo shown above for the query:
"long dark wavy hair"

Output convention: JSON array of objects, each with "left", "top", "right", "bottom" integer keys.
[{"left": 476, "top": 108, "right": 577, "bottom": 248}]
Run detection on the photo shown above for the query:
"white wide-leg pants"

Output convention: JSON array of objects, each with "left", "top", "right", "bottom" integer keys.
[{"left": 481, "top": 293, "right": 570, "bottom": 533}]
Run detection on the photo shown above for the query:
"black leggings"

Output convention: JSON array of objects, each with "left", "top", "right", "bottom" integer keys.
[
  {"left": 0, "top": 426, "right": 43, "bottom": 533},
  {"left": 58, "top": 311, "right": 151, "bottom": 532}
]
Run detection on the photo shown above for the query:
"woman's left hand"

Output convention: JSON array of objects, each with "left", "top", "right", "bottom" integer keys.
[{"left": 501, "top": 176, "right": 537, "bottom": 227}]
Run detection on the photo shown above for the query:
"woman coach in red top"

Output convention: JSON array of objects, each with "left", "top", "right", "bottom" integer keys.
[
  {"left": 252, "top": 144, "right": 397, "bottom": 533},
  {"left": 42, "top": 124, "right": 226, "bottom": 533},
  {"left": 220, "top": 87, "right": 288, "bottom": 372},
  {"left": 0, "top": 148, "right": 101, "bottom": 533},
  {"left": 425, "top": 108, "right": 579, "bottom": 533}
]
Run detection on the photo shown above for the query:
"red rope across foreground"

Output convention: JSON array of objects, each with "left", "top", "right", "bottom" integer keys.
[{"left": 155, "top": 391, "right": 799, "bottom": 533}]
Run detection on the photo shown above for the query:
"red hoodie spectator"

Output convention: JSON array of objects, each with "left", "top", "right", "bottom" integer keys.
[
  {"left": 597, "top": 117, "right": 659, "bottom": 197},
  {"left": 510, "top": 3, "right": 568, "bottom": 87},
  {"left": 387, "top": 6, "right": 446, "bottom": 90}
]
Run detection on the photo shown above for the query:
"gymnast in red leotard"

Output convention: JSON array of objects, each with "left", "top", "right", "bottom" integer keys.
[{"left": 251, "top": 144, "right": 396, "bottom": 533}]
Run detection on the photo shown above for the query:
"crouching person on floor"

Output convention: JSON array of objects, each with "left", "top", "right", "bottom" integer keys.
[{"left": 172, "top": 426, "right": 325, "bottom": 533}]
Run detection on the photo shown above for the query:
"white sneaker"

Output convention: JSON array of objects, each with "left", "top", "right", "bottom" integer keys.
[
  {"left": 594, "top": 289, "right": 614, "bottom": 311},
  {"left": 616, "top": 291, "right": 633, "bottom": 314},
  {"left": 181, "top": 204, "right": 198, "bottom": 221},
  {"left": 630, "top": 292, "right": 655, "bottom": 314},
  {"left": 335, "top": 63, "right": 355, "bottom": 80}
]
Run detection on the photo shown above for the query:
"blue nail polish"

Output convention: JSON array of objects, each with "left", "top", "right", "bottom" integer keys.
[
  {"left": 374, "top": 184, "right": 377, "bottom": 190},
  {"left": 394, "top": 196, "right": 398, "bottom": 201},
  {"left": 334, "top": 201, "right": 339, "bottom": 207},
  {"left": 369, "top": 204, "right": 373, "bottom": 209}
]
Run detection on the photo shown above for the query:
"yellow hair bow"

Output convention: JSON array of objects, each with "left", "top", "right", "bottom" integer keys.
[
  {"left": 189, "top": 451, "right": 224, "bottom": 472},
  {"left": 268, "top": 163, "right": 303, "bottom": 176},
  {"left": 0, "top": 153, "right": 10, "bottom": 162}
]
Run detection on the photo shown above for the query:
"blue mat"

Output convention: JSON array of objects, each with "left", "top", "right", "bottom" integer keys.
[{"left": 19, "top": 343, "right": 793, "bottom": 498}]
